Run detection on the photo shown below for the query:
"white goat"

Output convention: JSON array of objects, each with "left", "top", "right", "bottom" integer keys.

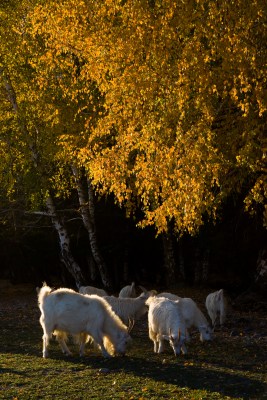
[
  {"left": 79, "top": 285, "right": 108, "bottom": 296},
  {"left": 179, "top": 297, "right": 212, "bottom": 341},
  {"left": 205, "top": 289, "right": 227, "bottom": 327},
  {"left": 146, "top": 296, "right": 187, "bottom": 356},
  {"left": 157, "top": 292, "right": 182, "bottom": 301},
  {"left": 71, "top": 290, "right": 153, "bottom": 353},
  {"left": 103, "top": 291, "right": 153, "bottom": 327},
  {"left": 119, "top": 282, "right": 136, "bottom": 298},
  {"left": 157, "top": 292, "right": 212, "bottom": 342},
  {"left": 37, "top": 285, "right": 131, "bottom": 358}
]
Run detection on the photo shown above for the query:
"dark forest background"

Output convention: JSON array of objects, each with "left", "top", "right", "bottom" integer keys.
[{"left": 1, "top": 192, "right": 266, "bottom": 298}]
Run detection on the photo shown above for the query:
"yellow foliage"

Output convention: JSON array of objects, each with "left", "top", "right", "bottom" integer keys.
[{"left": 0, "top": 0, "right": 266, "bottom": 232}]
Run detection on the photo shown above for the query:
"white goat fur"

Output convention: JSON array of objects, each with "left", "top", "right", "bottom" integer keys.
[
  {"left": 205, "top": 289, "right": 227, "bottom": 326},
  {"left": 157, "top": 292, "right": 182, "bottom": 301},
  {"left": 79, "top": 285, "right": 108, "bottom": 296},
  {"left": 146, "top": 297, "right": 187, "bottom": 356},
  {"left": 119, "top": 282, "right": 136, "bottom": 298},
  {"left": 157, "top": 292, "right": 212, "bottom": 342},
  {"left": 73, "top": 291, "right": 152, "bottom": 353},
  {"left": 103, "top": 291, "right": 153, "bottom": 326},
  {"left": 38, "top": 285, "right": 130, "bottom": 358}
]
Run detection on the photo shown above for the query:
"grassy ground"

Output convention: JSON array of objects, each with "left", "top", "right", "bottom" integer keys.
[{"left": 0, "top": 284, "right": 266, "bottom": 399}]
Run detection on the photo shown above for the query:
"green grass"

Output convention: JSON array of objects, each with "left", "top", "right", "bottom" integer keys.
[{"left": 0, "top": 289, "right": 266, "bottom": 399}]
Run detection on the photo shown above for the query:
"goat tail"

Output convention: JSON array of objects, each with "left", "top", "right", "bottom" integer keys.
[{"left": 37, "top": 283, "right": 52, "bottom": 305}]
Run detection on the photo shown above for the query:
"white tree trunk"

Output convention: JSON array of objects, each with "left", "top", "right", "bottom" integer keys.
[
  {"left": 46, "top": 196, "right": 84, "bottom": 287},
  {"left": 72, "top": 166, "right": 112, "bottom": 289}
]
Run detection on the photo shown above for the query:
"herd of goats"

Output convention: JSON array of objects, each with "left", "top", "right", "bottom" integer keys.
[{"left": 36, "top": 282, "right": 227, "bottom": 359}]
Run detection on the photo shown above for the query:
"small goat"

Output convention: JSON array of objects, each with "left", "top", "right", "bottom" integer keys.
[
  {"left": 146, "top": 296, "right": 187, "bottom": 356},
  {"left": 119, "top": 282, "right": 136, "bottom": 298},
  {"left": 205, "top": 289, "right": 227, "bottom": 327},
  {"left": 79, "top": 285, "right": 108, "bottom": 297},
  {"left": 37, "top": 284, "right": 131, "bottom": 358}
]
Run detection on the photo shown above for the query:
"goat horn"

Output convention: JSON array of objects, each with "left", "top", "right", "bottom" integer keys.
[{"left": 128, "top": 318, "right": 135, "bottom": 333}]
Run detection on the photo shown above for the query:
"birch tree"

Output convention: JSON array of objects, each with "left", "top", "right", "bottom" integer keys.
[
  {"left": 0, "top": 0, "right": 86, "bottom": 286},
  {"left": 28, "top": 0, "right": 267, "bottom": 236}
]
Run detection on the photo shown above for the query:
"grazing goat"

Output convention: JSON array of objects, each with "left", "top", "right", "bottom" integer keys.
[
  {"left": 205, "top": 289, "right": 227, "bottom": 327},
  {"left": 119, "top": 282, "right": 136, "bottom": 298},
  {"left": 37, "top": 285, "right": 131, "bottom": 358},
  {"left": 179, "top": 297, "right": 212, "bottom": 341},
  {"left": 146, "top": 296, "right": 187, "bottom": 356},
  {"left": 157, "top": 292, "right": 212, "bottom": 342},
  {"left": 103, "top": 291, "right": 153, "bottom": 327},
  {"left": 79, "top": 285, "right": 108, "bottom": 296}
]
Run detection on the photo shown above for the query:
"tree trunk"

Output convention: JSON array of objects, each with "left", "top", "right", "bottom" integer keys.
[
  {"left": 162, "top": 229, "right": 176, "bottom": 287},
  {"left": 202, "top": 249, "right": 210, "bottom": 283},
  {"left": 194, "top": 247, "right": 209, "bottom": 284},
  {"left": 178, "top": 240, "right": 186, "bottom": 281},
  {"left": 255, "top": 248, "right": 267, "bottom": 290},
  {"left": 46, "top": 196, "right": 84, "bottom": 288},
  {"left": 194, "top": 247, "right": 202, "bottom": 284},
  {"left": 87, "top": 254, "right": 97, "bottom": 282},
  {"left": 72, "top": 166, "right": 112, "bottom": 290}
]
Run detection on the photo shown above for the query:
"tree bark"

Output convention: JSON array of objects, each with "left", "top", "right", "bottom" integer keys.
[
  {"left": 255, "top": 248, "right": 267, "bottom": 290},
  {"left": 72, "top": 166, "right": 112, "bottom": 289},
  {"left": 87, "top": 254, "right": 97, "bottom": 281},
  {"left": 162, "top": 229, "right": 176, "bottom": 287},
  {"left": 178, "top": 240, "right": 186, "bottom": 281},
  {"left": 202, "top": 249, "right": 210, "bottom": 283},
  {"left": 46, "top": 196, "right": 84, "bottom": 287},
  {"left": 194, "top": 247, "right": 202, "bottom": 284},
  {"left": 194, "top": 247, "right": 210, "bottom": 284}
]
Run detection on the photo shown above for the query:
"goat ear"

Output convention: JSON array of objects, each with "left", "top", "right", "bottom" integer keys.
[{"left": 139, "top": 285, "right": 148, "bottom": 293}]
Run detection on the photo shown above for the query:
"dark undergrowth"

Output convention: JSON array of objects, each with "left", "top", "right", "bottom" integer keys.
[{"left": 0, "top": 284, "right": 266, "bottom": 399}]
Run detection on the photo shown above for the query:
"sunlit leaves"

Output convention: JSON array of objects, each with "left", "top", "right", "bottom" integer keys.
[{"left": 1, "top": 0, "right": 266, "bottom": 232}]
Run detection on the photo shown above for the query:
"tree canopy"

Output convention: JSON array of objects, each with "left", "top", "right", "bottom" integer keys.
[{"left": 1, "top": 0, "right": 266, "bottom": 236}]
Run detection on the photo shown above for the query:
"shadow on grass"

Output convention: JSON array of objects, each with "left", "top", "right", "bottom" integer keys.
[
  {"left": 47, "top": 352, "right": 266, "bottom": 400},
  {"left": 1, "top": 318, "right": 266, "bottom": 400},
  {"left": 1, "top": 334, "right": 266, "bottom": 399},
  {"left": 0, "top": 367, "right": 29, "bottom": 376}
]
